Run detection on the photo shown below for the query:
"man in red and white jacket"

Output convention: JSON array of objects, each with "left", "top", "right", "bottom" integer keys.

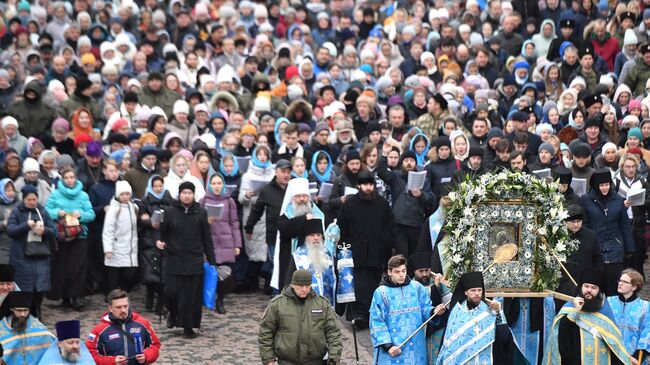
[{"left": 86, "top": 289, "right": 161, "bottom": 365}]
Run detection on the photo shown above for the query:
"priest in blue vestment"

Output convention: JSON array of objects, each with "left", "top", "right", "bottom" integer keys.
[
  {"left": 544, "top": 268, "right": 633, "bottom": 365},
  {"left": 0, "top": 291, "right": 55, "bottom": 365},
  {"left": 436, "top": 271, "right": 523, "bottom": 365},
  {"left": 607, "top": 269, "right": 650, "bottom": 364},
  {"left": 38, "top": 320, "right": 94, "bottom": 364},
  {"left": 370, "top": 254, "right": 436, "bottom": 364},
  {"left": 284, "top": 218, "right": 337, "bottom": 306}
]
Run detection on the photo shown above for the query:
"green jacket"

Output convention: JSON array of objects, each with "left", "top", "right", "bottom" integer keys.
[
  {"left": 624, "top": 58, "right": 650, "bottom": 96},
  {"left": 57, "top": 93, "right": 103, "bottom": 123},
  {"left": 7, "top": 80, "right": 56, "bottom": 138},
  {"left": 258, "top": 286, "right": 342, "bottom": 365},
  {"left": 138, "top": 86, "right": 179, "bottom": 119}
]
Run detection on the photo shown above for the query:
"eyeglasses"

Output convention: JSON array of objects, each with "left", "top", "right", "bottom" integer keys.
[{"left": 618, "top": 279, "right": 632, "bottom": 285}]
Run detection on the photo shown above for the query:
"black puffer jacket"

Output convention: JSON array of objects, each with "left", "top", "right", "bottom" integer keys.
[
  {"left": 138, "top": 191, "right": 173, "bottom": 284},
  {"left": 244, "top": 177, "right": 286, "bottom": 245}
]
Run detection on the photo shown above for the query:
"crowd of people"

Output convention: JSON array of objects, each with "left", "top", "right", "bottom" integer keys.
[{"left": 0, "top": 0, "right": 649, "bottom": 363}]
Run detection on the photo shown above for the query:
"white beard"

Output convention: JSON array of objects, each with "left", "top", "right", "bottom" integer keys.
[
  {"left": 292, "top": 202, "right": 312, "bottom": 217},
  {"left": 339, "top": 135, "right": 352, "bottom": 144},
  {"left": 306, "top": 243, "right": 329, "bottom": 273}
]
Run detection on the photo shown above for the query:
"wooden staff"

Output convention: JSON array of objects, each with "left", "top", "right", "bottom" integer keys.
[{"left": 537, "top": 235, "right": 578, "bottom": 287}]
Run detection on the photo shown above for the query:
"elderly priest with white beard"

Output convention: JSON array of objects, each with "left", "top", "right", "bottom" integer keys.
[
  {"left": 272, "top": 178, "right": 324, "bottom": 291},
  {"left": 284, "top": 218, "right": 336, "bottom": 306}
]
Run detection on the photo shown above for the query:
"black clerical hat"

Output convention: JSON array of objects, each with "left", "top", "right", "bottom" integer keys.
[
  {"left": 579, "top": 268, "right": 606, "bottom": 289},
  {"left": 0, "top": 265, "right": 14, "bottom": 282},
  {"left": 449, "top": 271, "right": 486, "bottom": 311},
  {"left": 7, "top": 291, "right": 32, "bottom": 309},
  {"left": 303, "top": 219, "right": 323, "bottom": 236},
  {"left": 408, "top": 254, "right": 431, "bottom": 272},
  {"left": 554, "top": 166, "right": 572, "bottom": 185}
]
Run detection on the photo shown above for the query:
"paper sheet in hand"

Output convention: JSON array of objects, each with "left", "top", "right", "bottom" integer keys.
[
  {"left": 151, "top": 210, "right": 163, "bottom": 225},
  {"left": 407, "top": 171, "right": 427, "bottom": 190},
  {"left": 235, "top": 156, "right": 251, "bottom": 173},
  {"left": 206, "top": 203, "right": 225, "bottom": 219},
  {"left": 225, "top": 184, "right": 238, "bottom": 196},
  {"left": 571, "top": 178, "right": 587, "bottom": 197},
  {"left": 532, "top": 168, "right": 551, "bottom": 178},
  {"left": 344, "top": 187, "right": 358, "bottom": 196},
  {"left": 318, "top": 182, "right": 334, "bottom": 201},
  {"left": 65, "top": 214, "right": 80, "bottom": 226},
  {"left": 627, "top": 188, "right": 646, "bottom": 207},
  {"left": 250, "top": 180, "right": 267, "bottom": 192}
]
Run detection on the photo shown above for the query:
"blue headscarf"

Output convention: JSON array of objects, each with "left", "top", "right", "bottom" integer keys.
[
  {"left": 146, "top": 174, "right": 166, "bottom": 200},
  {"left": 220, "top": 152, "right": 240, "bottom": 177},
  {"left": 209, "top": 112, "right": 227, "bottom": 145},
  {"left": 409, "top": 132, "right": 430, "bottom": 167},
  {"left": 310, "top": 150, "right": 333, "bottom": 183},
  {"left": 207, "top": 173, "right": 227, "bottom": 196},
  {"left": 513, "top": 60, "right": 530, "bottom": 85},
  {"left": 251, "top": 146, "right": 272, "bottom": 169},
  {"left": 0, "top": 179, "right": 14, "bottom": 204},
  {"left": 291, "top": 170, "right": 309, "bottom": 179},
  {"left": 274, "top": 117, "right": 290, "bottom": 146}
]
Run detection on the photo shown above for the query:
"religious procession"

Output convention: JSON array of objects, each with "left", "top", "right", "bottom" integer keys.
[{"left": 0, "top": 0, "right": 649, "bottom": 363}]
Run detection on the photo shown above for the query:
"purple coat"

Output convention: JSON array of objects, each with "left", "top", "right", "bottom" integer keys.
[{"left": 200, "top": 192, "right": 242, "bottom": 264}]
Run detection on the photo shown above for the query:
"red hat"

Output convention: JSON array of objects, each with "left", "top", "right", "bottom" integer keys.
[
  {"left": 285, "top": 66, "right": 299, "bottom": 81},
  {"left": 14, "top": 26, "right": 27, "bottom": 37},
  {"left": 74, "top": 133, "right": 93, "bottom": 148},
  {"left": 627, "top": 147, "right": 643, "bottom": 156},
  {"left": 111, "top": 118, "right": 130, "bottom": 132}
]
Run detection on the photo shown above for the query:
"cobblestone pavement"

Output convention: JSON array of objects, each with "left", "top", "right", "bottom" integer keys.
[
  {"left": 38, "top": 258, "right": 650, "bottom": 364},
  {"left": 41, "top": 288, "right": 374, "bottom": 364}
]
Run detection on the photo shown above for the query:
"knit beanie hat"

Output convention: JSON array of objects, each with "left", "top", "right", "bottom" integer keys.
[{"left": 115, "top": 180, "right": 132, "bottom": 198}]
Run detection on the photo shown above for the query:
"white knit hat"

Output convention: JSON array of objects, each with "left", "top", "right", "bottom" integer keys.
[
  {"left": 1, "top": 116, "right": 18, "bottom": 130},
  {"left": 216, "top": 65, "right": 235, "bottom": 84},
  {"left": 22, "top": 158, "right": 39, "bottom": 174},
  {"left": 173, "top": 100, "right": 190, "bottom": 115},
  {"left": 254, "top": 4, "right": 268, "bottom": 18},
  {"left": 624, "top": 29, "right": 639, "bottom": 46},
  {"left": 200, "top": 133, "right": 217, "bottom": 149},
  {"left": 150, "top": 106, "right": 167, "bottom": 120},
  {"left": 287, "top": 84, "right": 303, "bottom": 99},
  {"left": 115, "top": 181, "right": 133, "bottom": 198},
  {"left": 253, "top": 97, "right": 271, "bottom": 112}
]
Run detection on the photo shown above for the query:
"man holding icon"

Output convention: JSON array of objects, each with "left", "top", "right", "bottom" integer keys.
[{"left": 544, "top": 268, "right": 635, "bottom": 364}]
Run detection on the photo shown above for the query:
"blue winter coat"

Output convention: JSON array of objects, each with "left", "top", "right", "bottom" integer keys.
[
  {"left": 7, "top": 203, "right": 57, "bottom": 291},
  {"left": 581, "top": 190, "right": 635, "bottom": 263},
  {"left": 45, "top": 180, "right": 95, "bottom": 239}
]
